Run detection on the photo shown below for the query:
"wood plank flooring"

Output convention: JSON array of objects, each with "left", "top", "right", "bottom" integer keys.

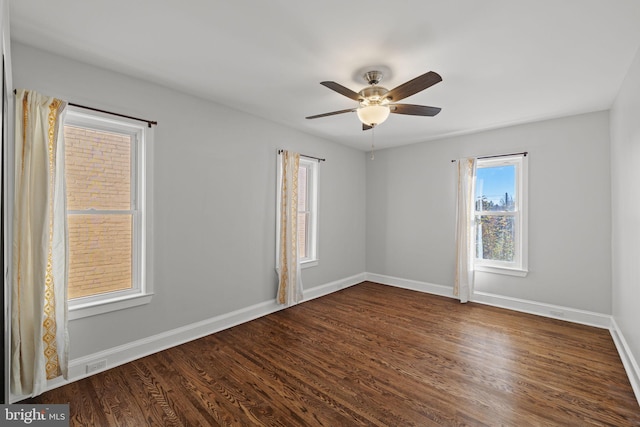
[{"left": 24, "top": 282, "right": 640, "bottom": 426}]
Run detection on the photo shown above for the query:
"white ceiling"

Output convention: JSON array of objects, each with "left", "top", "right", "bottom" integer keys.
[{"left": 8, "top": 0, "right": 640, "bottom": 150}]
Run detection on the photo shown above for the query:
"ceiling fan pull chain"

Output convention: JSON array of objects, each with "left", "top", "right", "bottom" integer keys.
[{"left": 370, "top": 127, "right": 375, "bottom": 160}]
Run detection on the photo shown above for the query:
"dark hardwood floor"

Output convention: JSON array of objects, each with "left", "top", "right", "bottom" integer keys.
[{"left": 25, "top": 282, "right": 640, "bottom": 426}]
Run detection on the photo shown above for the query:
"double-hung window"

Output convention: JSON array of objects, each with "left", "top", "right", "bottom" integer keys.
[
  {"left": 296, "top": 158, "right": 318, "bottom": 264},
  {"left": 64, "top": 108, "right": 152, "bottom": 319},
  {"left": 474, "top": 154, "right": 528, "bottom": 276}
]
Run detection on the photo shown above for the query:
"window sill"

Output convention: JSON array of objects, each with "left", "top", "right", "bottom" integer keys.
[
  {"left": 301, "top": 260, "right": 318, "bottom": 269},
  {"left": 474, "top": 265, "right": 528, "bottom": 277},
  {"left": 69, "top": 293, "right": 154, "bottom": 320}
]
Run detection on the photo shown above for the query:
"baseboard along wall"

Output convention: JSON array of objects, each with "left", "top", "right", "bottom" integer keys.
[
  {"left": 610, "top": 318, "right": 640, "bottom": 406},
  {"left": 11, "top": 273, "right": 365, "bottom": 403},
  {"left": 366, "top": 272, "right": 638, "bottom": 406},
  {"left": 15, "top": 271, "right": 639, "bottom": 407}
]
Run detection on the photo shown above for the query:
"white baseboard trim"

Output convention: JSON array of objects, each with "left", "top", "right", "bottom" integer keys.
[
  {"left": 472, "top": 291, "right": 612, "bottom": 329},
  {"left": 367, "top": 273, "right": 639, "bottom": 405},
  {"left": 303, "top": 273, "right": 366, "bottom": 301},
  {"left": 11, "top": 273, "right": 366, "bottom": 402},
  {"left": 17, "top": 273, "right": 633, "bottom": 405},
  {"left": 365, "top": 273, "right": 454, "bottom": 298},
  {"left": 610, "top": 317, "right": 640, "bottom": 406},
  {"left": 365, "top": 273, "right": 611, "bottom": 329}
]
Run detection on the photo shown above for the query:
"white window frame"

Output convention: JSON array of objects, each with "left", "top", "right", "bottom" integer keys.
[
  {"left": 474, "top": 154, "right": 528, "bottom": 277},
  {"left": 64, "top": 107, "right": 153, "bottom": 319},
  {"left": 276, "top": 155, "right": 319, "bottom": 269},
  {"left": 298, "top": 158, "right": 319, "bottom": 265}
]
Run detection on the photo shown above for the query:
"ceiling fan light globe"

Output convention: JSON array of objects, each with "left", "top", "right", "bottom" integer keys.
[{"left": 357, "top": 105, "right": 390, "bottom": 126}]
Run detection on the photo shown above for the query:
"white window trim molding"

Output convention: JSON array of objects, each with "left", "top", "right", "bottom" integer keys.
[
  {"left": 64, "top": 107, "right": 154, "bottom": 319},
  {"left": 474, "top": 154, "right": 528, "bottom": 277},
  {"left": 299, "top": 157, "right": 319, "bottom": 266},
  {"left": 68, "top": 293, "right": 154, "bottom": 320},
  {"left": 474, "top": 265, "right": 528, "bottom": 277}
]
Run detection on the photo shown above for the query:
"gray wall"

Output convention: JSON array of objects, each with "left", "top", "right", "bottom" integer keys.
[
  {"left": 12, "top": 42, "right": 367, "bottom": 359},
  {"left": 366, "top": 111, "right": 612, "bottom": 314},
  {"left": 611, "top": 46, "right": 640, "bottom": 375}
]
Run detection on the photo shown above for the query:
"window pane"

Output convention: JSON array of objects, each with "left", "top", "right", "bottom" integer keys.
[
  {"left": 297, "top": 212, "right": 307, "bottom": 258},
  {"left": 65, "top": 125, "right": 131, "bottom": 211},
  {"left": 476, "top": 215, "right": 515, "bottom": 262},
  {"left": 298, "top": 165, "right": 307, "bottom": 211},
  {"left": 68, "top": 214, "right": 132, "bottom": 299},
  {"left": 475, "top": 165, "right": 516, "bottom": 212}
]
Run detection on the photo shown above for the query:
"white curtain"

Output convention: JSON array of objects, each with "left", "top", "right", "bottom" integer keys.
[
  {"left": 454, "top": 157, "right": 476, "bottom": 303},
  {"left": 12, "top": 89, "right": 69, "bottom": 396},
  {"left": 276, "top": 150, "right": 304, "bottom": 305}
]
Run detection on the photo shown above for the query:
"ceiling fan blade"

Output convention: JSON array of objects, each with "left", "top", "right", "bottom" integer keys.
[
  {"left": 320, "top": 81, "right": 362, "bottom": 101},
  {"left": 391, "top": 104, "right": 442, "bottom": 116},
  {"left": 362, "top": 123, "right": 373, "bottom": 131},
  {"left": 306, "top": 108, "right": 356, "bottom": 119},
  {"left": 385, "top": 71, "right": 442, "bottom": 102}
]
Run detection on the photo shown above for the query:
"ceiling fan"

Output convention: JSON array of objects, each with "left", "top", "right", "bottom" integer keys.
[{"left": 306, "top": 70, "right": 442, "bottom": 130}]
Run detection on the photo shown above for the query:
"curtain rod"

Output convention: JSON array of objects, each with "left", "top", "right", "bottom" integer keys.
[
  {"left": 14, "top": 89, "right": 157, "bottom": 128},
  {"left": 278, "top": 149, "right": 326, "bottom": 162},
  {"left": 450, "top": 151, "right": 528, "bottom": 163}
]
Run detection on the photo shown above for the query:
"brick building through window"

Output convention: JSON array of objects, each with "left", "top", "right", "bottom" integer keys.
[{"left": 65, "top": 125, "right": 133, "bottom": 299}]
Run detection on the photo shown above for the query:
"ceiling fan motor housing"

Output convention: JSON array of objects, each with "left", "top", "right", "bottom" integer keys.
[{"left": 359, "top": 86, "right": 389, "bottom": 107}]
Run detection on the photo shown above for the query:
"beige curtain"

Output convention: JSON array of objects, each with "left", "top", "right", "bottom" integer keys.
[
  {"left": 454, "top": 157, "right": 476, "bottom": 303},
  {"left": 276, "top": 150, "right": 303, "bottom": 305},
  {"left": 12, "top": 89, "right": 69, "bottom": 396}
]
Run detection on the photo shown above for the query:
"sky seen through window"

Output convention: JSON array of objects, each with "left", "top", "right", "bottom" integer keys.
[{"left": 476, "top": 165, "right": 516, "bottom": 206}]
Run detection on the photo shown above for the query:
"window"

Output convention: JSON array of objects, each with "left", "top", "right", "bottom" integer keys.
[
  {"left": 296, "top": 158, "right": 318, "bottom": 264},
  {"left": 474, "top": 154, "right": 528, "bottom": 276},
  {"left": 64, "top": 108, "right": 152, "bottom": 318},
  {"left": 276, "top": 155, "right": 319, "bottom": 267}
]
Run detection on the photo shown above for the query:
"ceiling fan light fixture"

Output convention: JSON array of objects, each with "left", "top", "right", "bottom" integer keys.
[{"left": 357, "top": 104, "right": 390, "bottom": 126}]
